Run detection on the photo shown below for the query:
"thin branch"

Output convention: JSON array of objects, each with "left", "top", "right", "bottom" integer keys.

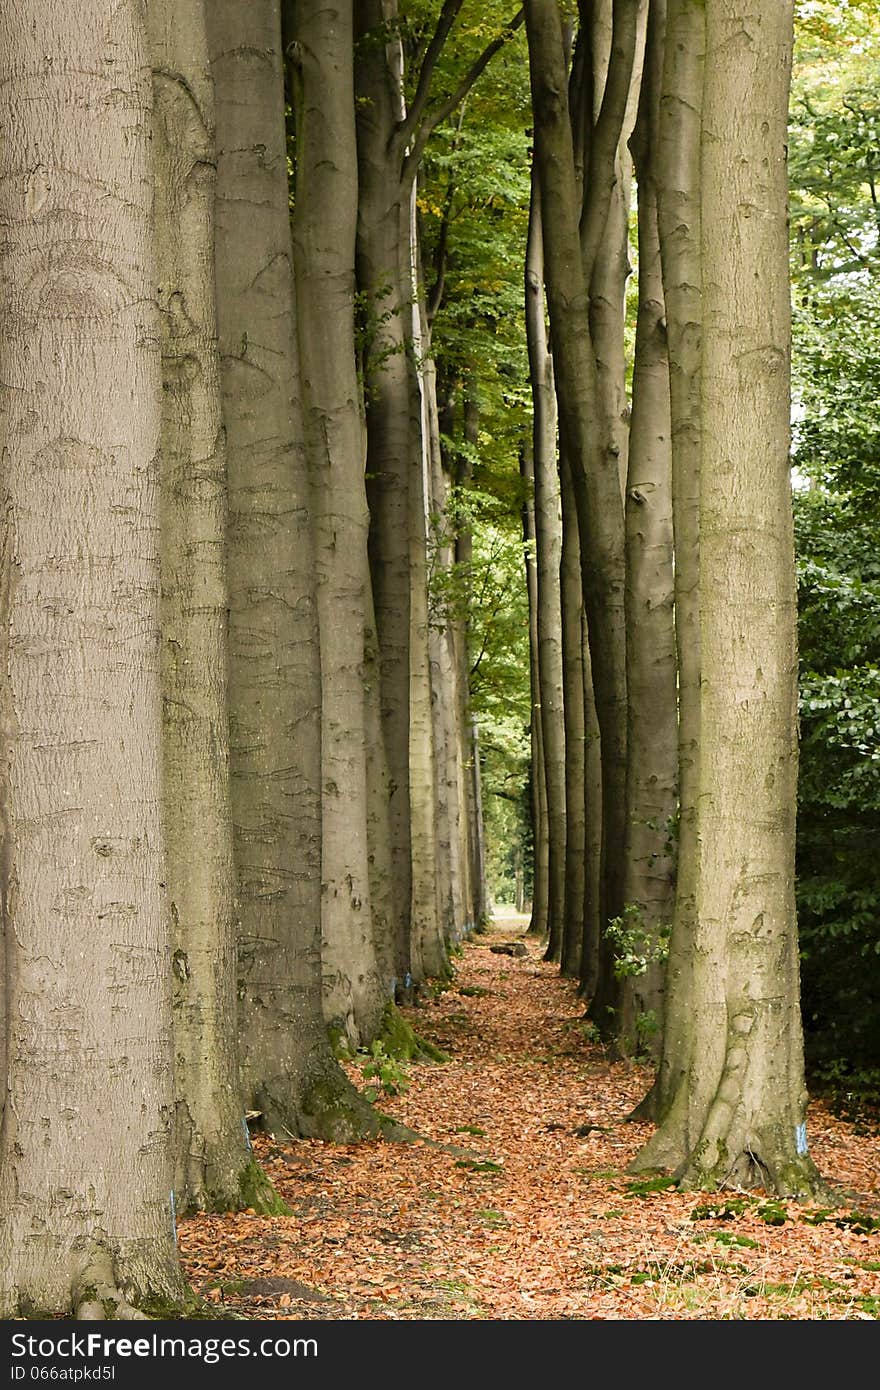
[
  {"left": 427, "top": 103, "right": 468, "bottom": 324},
  {"left": 397, "top": 0, "right": 465, "bottom": 152},
  {"left": 578, "top": 0, "right": 640, "bottom": 284},
  {"left": 401, "top": 10, "right": 525, "bottom": 187}
]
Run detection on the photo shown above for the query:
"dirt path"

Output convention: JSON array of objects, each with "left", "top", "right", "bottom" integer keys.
[{"left": 179, "top": 917, "right": 880, "bottom": 1319}]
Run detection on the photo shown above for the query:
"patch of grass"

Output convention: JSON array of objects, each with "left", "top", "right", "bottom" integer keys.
[
  {"left": 602, "top": 1209, "right": 624, "bottom": 1219},
  {"left": 476, "top": 1208, "right": 509, "bottom": 1227},
  {"left": 457, "top": 986, "right": 490, "bottom": 998},
  {"left": 799, "top": 1208, "right": 835, "bottom": 1226},
  {"left": 693, "top": 1230, "right": 760, "bottom": 1250},
  {"left": 455, "top": 1158, "right": 504, "bottom": 1174},
  {"left": 690, "top": 1197, "right": 749, "bottom": 1222},
  {"left": 832, "top": 1210, "right": 880, "bottom": 1234},
  {"left": 624, "top": 1175, "right": 678, "bottom": 1197},
  {"left": 454, "top": 1124, "right": 486, "bottom": 1137},
  {"left": 755, "top": 1201, "right": 788, "bottom": 1227}
]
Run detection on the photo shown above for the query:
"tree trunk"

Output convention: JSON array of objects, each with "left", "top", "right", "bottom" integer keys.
[
  {"left": 460, "top": 394, "right": 488, "bottom": 930},
  {"left": 633, "top": 0, "right": 824, "bottom": 1196},
  {"left": 289, "top": 0, "right": 387, "bottom": 1049},
  {"left": 408, "top": 189, "right": 450, "bottom": 982},
  {"left": 618, "top": 0, "right": 677, "bottom": 1057},
  {"left": 149, "top": 0, "right": 255, "bottom": 1218},
  {"left": 525, "top": 0, "right": 633, "bottom": 1033},
  {"left": 0, "top": 0, "right": 183, "bottom": 1314},
  {"left": 632, "top": 0, "right": 704, "bottom": 1121},
  {"left": 559, "top": 452, "right": 588, "bottom": 979},
  {"left": 355, "top": 0, "right": 414, "bottom": 995},
  {"left": 525, "top": 172, "right": 567, "bottom": 961},
  {"left": 579, "top": 601, "right": 605, "bottom": 998},
  {"left": 522, "top": 452, "right": 550, "bottom": 940},
  {"left": 209, "top": 0, "right": 381, "bottom": 1139},
  {"left": 423, "top": 339, "right": 468, "bottom": 945},
  {"left": 585, "top": 0, "right": 646, "bottom": 502}
]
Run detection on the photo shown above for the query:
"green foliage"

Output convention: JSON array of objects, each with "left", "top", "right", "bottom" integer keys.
[
  {"left": 790, "top": 9, "right": 880, "bottom": 1082},
  {"left": 605, "top": 904, "right": 671, "bottom": 982},
  {"left": 412, "top": 9, "right": 534, "bottom": 906},
  {"left": 357, "top": 1041, "right": 411, "bottom": 1103},
  {"left": 689, "top": 1198, "right": 749, "bottom": 1222}
]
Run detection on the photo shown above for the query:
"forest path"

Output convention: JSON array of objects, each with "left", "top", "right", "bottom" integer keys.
[{"left": 179, "top": 916, "right": 880, "bottom": 1319}]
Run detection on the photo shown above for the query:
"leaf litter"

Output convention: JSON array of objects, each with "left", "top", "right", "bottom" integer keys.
[{"left": 179, "top": 917, "right": 880, "bottom": 1320}]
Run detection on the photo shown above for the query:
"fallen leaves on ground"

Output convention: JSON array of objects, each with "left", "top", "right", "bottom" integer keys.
[{"left": 178, "top": 917, "right": 880, "bottom": 1321}]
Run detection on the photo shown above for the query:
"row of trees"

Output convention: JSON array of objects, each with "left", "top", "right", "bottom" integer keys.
[
  {"left": 0, "top": 0, "right": 509, "bottom": 1319},
  {"left": 0, "top": 0, "right": 836, "bottom": 1318},
  {"left": 518, "top": 0, "right": 822, "bottom": 1193}
]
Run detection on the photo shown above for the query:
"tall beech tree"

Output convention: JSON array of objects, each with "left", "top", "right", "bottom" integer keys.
[
  {"left": 524, "top": 172, "right": 567, "bottom": 961},
  {"left": 287, "top": 0, "right": 389, "bottom": 1049},
  {"left": 524, "top": 0, "right": 636, "bottom": 1032},
  {"left": 633, "top": 0, "right": 823, "bottom": 1194},
  {"left": 631, "top": 0, "right": 704, "bottom": 1118},
  {"left": 559, "top": 452, "right": 588, "bottom": 979},
  {"left": 355, "top": 0, "right": 418, "bottom": 991},
  {"left": 148, "top": 0, "right": 256, "bottom": 1216},
  {"left": 521, "top": 450, "right": 550, "bottom": 938},
  {"left": 208, "top": 0, "right": 381, "bottom": 1138},
  {"left": 618, "top": 0, "right": 677, "bottom": 1054},
  {"left": 0, "top": 0, "right": 183, "bottom": 1315},
  {"left": 355, "top": 0, "right": 523, "bottom": 985}
]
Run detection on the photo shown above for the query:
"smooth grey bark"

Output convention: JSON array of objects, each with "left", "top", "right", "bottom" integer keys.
[
  {"left": 209, "top": 0, "right": 381, "bottom": 1138},
  {"left": 355, "top": 0, "right": 415, "bottom": 992},
  {"left": 0, "top": 0, "right": 183, "bottom": 1315},
  {"left": 559, "top": 451, "right": 588, "bottom": 979},
  {"left": 521, "top": 447, "right": 550, "bottom": 939},
  {"left": 423, "top": 337, "right": 469, "bottom": 945},
  {"left": 289, "top": 0, "right": 388, "bottom": 1049},
  {"left": 459, "top": 393, "right": 488, "bottom": 929},
  {"left": 408, "top": 187, "right": 450, "bottom": 982},
  {"left": 618, "top": 0, "right": 678, "bottom": 1057},
  {"left": 634, "top": 0, "right": 824, "bottom": 1196},
  {"left": 584, "top": 0, "right": 647, "bottom": 501},
  {"left": 579, "top": 598, "right": 605, "bottom": 998},
  {"left": 632, "top": 0, "right": 704, "bottom": 1121},
  {"left": 148, "top": 0, "right": 255, "bottom": 1217},
  {"left": 525, "top": 172, "right": 567, "bottom": 961},
  {"left": 525, "top": 0, "right": 634, "bottom": 1033}
]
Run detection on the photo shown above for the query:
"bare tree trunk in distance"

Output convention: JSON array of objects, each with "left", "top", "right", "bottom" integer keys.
[
  {"left": 559, "top": 451, "right": 588, "bottom": 979},
  {"left": 525, "top": 171, "right": 567, "bottom": 961},
  {"left": 209, "top": 0, "right": 382, "bottom": 1139},
  {"left": 633, "top": 0, "right": 825, "bottom": 1196},
  {"left": 522, "top": 450, "right": 550, "bottom": 939},
  {"left": 408, "top": 190, "right": 450, "bottom": 983},
  {"left": 0, "top": 0, "right": 183, "bottom": 1315},
  {"left": 460, "top": 393, "right": 489, "bottom": 929},
  {"left": 579, "top": 604, "right": 605, "bottom": 998}
]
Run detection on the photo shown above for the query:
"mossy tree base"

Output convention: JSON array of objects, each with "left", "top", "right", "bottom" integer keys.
[{"left": 376, "top": 1002, "right": 449, "bottom": 1063}]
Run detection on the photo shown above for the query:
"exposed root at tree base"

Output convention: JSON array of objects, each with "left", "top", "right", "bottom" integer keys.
[{"left": 73, "top": 1248, "right": 188, "bottom": 1321}]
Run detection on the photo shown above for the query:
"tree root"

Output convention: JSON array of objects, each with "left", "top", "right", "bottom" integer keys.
[{"left": 73, "top": 1249, "right": 152, "bottom": 1321}]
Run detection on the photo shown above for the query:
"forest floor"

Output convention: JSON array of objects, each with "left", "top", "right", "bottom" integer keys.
[{"left": 179, "top": 915, "right": 880, "bottom": 1320}]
